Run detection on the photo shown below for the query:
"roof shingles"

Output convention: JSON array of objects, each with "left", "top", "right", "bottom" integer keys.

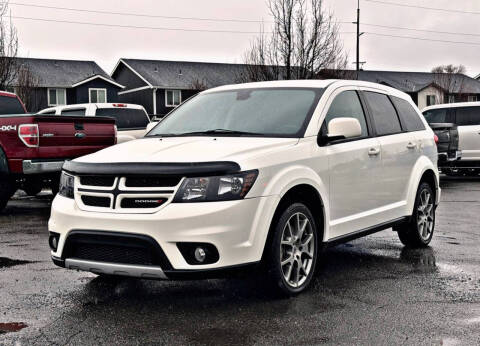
[{"left": 13, "top": 57, "right": 115, "bottom": 88}]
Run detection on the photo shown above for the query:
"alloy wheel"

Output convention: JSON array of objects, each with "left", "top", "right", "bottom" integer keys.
[
  {"left": 280, "top": 212, "right": 315, "bottom": 288},
  {"left": 417, "top": 189, "right": 434, "bottom": 241}
]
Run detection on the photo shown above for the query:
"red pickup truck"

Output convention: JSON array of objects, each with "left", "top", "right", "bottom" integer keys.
[{"left": 0, "top": 91, "right": 116, "bottom": 211}]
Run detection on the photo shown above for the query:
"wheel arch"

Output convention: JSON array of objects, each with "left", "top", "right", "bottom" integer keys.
[
  {"left": 260, "top": 180, "right": 328, "bottom": 263},
  {"left": 406, "top": 157, "right": 439, "bottom": 215}
]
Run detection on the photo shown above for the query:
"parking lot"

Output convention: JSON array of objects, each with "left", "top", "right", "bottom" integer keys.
[{"left": 0, "top": 176, "right": 479, "bottom": 345}]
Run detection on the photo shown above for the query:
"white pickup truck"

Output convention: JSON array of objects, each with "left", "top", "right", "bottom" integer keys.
[
  {"left": 423, "top": 102, "right": 480, "bottom": 176},
  {"left": 38, "top": 103, "right": 152, "bottom": 143}
]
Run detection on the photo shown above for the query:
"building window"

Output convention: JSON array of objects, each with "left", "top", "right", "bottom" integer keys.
[
  {"left": 426, "top": 95, "right": 437, "bottom": 107},
  {"left": 468, "top": 95, "right": 478, "bottom": 102},
  {"left": 165, "top": 89, "right": 181, "bottom": 107},
  {"left": 448, "top": 95, "right": 456, "bottom": 103},
  {"left": 89, "top": 88, "right": 107, "bottom": 103},
  {"left": 48, "top": 88, "right": 66, "bottom": 106}
]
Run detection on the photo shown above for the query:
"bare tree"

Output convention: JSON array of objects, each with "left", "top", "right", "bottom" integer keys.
[
  {"left": 431, "top": 64, "right": 467, "bottom": 103},
  {"left": 189, "top": 77, "right": 208, "bottom": 91},
  {"left": 15, "top": 64, "right": 39, "bottom": 111},
  {"left": 241, "top": 0, "right": 348, "bottom": 82},
  {"left": 0, "top": 1, "right": 18, "bottom": 90}
]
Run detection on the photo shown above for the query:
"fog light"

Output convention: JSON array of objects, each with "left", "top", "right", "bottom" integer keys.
[
  {"left": 194, "top": 247, "right": 206, "bottom": 263},
  {"left": 49, "top": 232, "right": 60, "bottom": 251},
  {"left": 177, "top": 242, "right": 219, "bottom": 265}
]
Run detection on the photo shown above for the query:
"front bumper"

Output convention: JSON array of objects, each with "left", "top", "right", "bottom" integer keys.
[
  {"left": 23, "top": 159, "right": 65, "bottom": 174},
  {"left": 48, "top": 194, "right": 279, "bottom": 275}
]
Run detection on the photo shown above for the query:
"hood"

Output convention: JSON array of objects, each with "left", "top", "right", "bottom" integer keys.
[{"left": 76, "top": 136, "right": 299, "bottom": 167}]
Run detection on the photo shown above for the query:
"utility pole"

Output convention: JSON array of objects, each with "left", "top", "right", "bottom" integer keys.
[{"left": 356, "top": 0, "right": 360, "bottom": 79}]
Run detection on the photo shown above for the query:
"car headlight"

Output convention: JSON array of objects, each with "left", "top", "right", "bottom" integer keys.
[
  {"left": 173, "top": 170, "right": 258, "bottom": 202},
  {"left": 59, "top": 171, "right": 74, "bottom": 198}
]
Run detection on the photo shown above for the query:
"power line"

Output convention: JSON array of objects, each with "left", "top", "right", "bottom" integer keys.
[
  {"left": 10, "top": 16, "right": 269, "bottom": 34},
  {"left": 341, "top": 22, "right": 480, "bottom": 38},
  {"left": 364, "top": 31, "right": 480, "bottom": 46},
  {"left": 4, "top": 1, "right": 272, "bottom": 23},
  {"left": 363, "top": 0, "right": 480, "bottom": 15}
]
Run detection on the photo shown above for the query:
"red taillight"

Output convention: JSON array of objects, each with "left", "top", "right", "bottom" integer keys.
[
  {"left": 18, "top": 124, "right": 39, "bottom": 147},
  {"left": 434, "top": 134, "right": 439, "bottom": 144},
  {"left": 113, "top": 103, "right": 127, "bottom": 107}
]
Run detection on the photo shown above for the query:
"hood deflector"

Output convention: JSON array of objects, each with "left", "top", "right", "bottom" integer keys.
[{"left": 62, "top": 161, "right": 241, "bottom": 176}]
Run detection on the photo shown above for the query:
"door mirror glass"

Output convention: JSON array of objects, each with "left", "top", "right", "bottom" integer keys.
[{"left": 328, "top": 117, "right": 362, "bottom": 139}]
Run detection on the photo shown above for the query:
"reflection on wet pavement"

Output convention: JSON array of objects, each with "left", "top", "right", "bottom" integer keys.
[
  {"left": 0, "top": 176, "right": 479, "bottom": 345},
  {"left": 0, "top": 322, "right": 28, "bottom": 334}
]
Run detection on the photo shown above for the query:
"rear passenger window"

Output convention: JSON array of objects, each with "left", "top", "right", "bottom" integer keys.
[
  {"left": 0, "top": 95, "right": 25, "bottom": 114},
  {"left": 422, "top": 109, "right": 448, "bottom": 124},
  {"left": 364, "top": 92, "right": 402, "bottom": 136},
  {"left": 61, "top": 108, "right": 86, "bottom": 116},
  {"left": 391, "top": 97, "right": 425, "bottom": 132},
  {"left": 96, "top": 108, "right": 150, "bottom": 130},
  {"left": 455, "top": 107, "right": 480, "bottom": 126},
  {"left": 324, "top": 91, "right": 368, "bottom": 137}
]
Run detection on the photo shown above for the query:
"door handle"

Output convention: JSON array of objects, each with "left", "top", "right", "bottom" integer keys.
[
  {"left": 75, "top": 132, "right": 86, "bottom": 139},
  {"left": 406, "top": 142, "right": 417, "bottom": 149},
  {"left": 368, "top": 147, "right": 380, "bottom": 156}
]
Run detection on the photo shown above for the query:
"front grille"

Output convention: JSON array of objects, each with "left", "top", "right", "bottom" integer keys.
[
  {"left": 125, "top": 176, "right": 181, "bottom": 188},
  {"left": 62, "top": 231, "right": 173, "bottom": 269},
  {"left": 81, "top": 195, "right": 111, "bottom": 208},
  {"left": 76, "top": 175, "right": 180, "bottom": 213},
  {"left": 80, "top": 176, "right": 115, "bottom": 187},
  {"left": 120, "top": 197, "right": 167, "bottom": 209}
]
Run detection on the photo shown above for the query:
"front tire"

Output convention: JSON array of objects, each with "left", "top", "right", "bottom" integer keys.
[
  {"left": 395, "top": 182, "right": 435, "bottom": 248},
  {"left": 265, "top": 203, "right": 318, "bottom": 296}
]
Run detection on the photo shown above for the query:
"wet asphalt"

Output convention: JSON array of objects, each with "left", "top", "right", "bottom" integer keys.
[{"left": 0, "top": 177, "right": 479, "bottom": 346}]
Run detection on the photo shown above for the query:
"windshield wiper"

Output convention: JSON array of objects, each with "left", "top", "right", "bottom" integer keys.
[{"left": 171, "top": 129, "right": 262, "bottom": 136}]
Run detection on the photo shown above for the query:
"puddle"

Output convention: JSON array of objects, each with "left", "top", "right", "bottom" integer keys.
[
  {"left": 465, "top": 316, "right": 480, "bottom": 324},
  {"left": 0, "top": 322, "right": 28, "bottom": 334},
  {"left": 399, "top": 247, "right": 436, "bottom": 272},
  {"left": 0, "top": 257, "right": 32, "bottom": 268}
]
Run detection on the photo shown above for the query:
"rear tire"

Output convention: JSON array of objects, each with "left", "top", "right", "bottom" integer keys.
[
  {"left": 264, "top": 202, "right": 318, "bottom": 296},
  {"left": 395, "top": 182, "right": 435, "bottom": 248},
  {"left": 0, "top": 177, "right": 15, "bottom": 212}
]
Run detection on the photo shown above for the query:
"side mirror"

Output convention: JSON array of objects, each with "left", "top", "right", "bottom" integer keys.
[
  {"left": 146, "top": 121, "right": 158, "bottom": 133},
  {"left": 318, "top": 117, "right": 362, "bottom": 146}
]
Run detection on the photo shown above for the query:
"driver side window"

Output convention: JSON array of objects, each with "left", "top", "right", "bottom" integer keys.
[{"left": 323, "top": 91, "right": 369, "bottom": 138}]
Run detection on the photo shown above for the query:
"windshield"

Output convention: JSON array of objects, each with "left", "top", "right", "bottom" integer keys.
[
  {"left": 423, "top": 108, "right": 447, "bottom": 123},
  {"left": 147, "top": 88, "right": 322, "bottom": 137}
]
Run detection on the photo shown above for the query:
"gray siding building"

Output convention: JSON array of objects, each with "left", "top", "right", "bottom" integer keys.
[
  {"left": 12, "top": 58, "right": 124, "bottom": 112},
  {"left": 111, "top": 59, "right": 249, "bottom": 116}
]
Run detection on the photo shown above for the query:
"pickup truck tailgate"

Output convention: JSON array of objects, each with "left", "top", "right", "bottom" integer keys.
[{"left": 35, "top": 115, "right": 116, "bottom": 158}]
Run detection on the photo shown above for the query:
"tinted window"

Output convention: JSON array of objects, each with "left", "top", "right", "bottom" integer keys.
[
  {"left": 422, "top": 109, "right": 448, "bottom": 123},
  {"left": 324, "top": 91, "right": 368, "bottom": 137},
  {"left": 391, "top": 97, "right": 425, "bottom": 131},
  {"left": 61, "top": 108, "right": 86, "bottom": 116},
  {"left": 148, "top": 88, "right": 322, "bottom": 137},
  {"left": 96, "top": 108, "right": 150, "bottom": 129},
  {"left": 455, "top": 107, "right": 480, "bottom": 126},
  {"left": 364, "top": 92, "right": 402, "bottom": 135},
  {"left": 0, "top": 95, "right": 25, "bottom": 114},
  {"left": 40, "top": 111, "right": 56, "bottom": 115}
]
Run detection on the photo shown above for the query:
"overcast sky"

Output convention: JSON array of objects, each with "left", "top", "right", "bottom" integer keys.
[{"left": 11, "top": 0, "right": 480, "bottom": 77}]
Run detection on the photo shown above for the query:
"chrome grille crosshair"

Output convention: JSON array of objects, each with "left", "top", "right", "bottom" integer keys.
[{"left": 74, "top": 175, "right": 182, "bottom": 214}]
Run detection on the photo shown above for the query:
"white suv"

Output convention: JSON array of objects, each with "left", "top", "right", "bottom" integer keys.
[
  {"left": 423, "top": 102, "right": 480, "bottom": 176},
  {"left": 38, "top": 103, "right": 151, "bottom": 143},
  {"left": 48, "top": 80, "right": 440, "bottom": 295}
]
